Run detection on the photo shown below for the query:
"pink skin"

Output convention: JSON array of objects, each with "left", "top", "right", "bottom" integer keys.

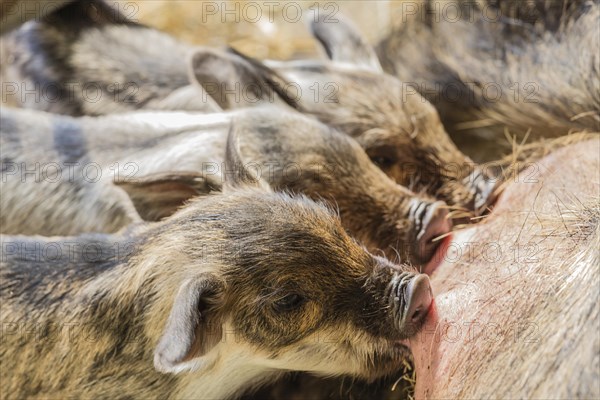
[{"left": 409, "top": 139, "right": 600, "bottom": 399}]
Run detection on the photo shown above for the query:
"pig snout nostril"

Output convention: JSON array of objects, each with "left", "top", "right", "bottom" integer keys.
[
  {"left": 415, "top": 201, "right": 452, "bottom": 264},
  {"left": 411, "top": 306, "right": 425, "bottom": 323}
]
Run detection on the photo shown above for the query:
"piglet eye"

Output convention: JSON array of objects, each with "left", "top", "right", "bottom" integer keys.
[
  {"left": 274, "top": 293, "right": 305, "bottom": 312},
  {"left": 371, "top": 155, "right": 396, "bottom": 169}
]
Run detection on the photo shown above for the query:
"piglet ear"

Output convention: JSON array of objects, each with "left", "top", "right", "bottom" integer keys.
[
  {"left": 114, "top": 171, "right": 221, "bottom": 221},
  {"left": 187, "top": 47, "right": 240, "bottom": 109},
  {"left": 308, "top": 9, "right": 383, "bottom": 72},
  {"left": 222, "top": 124, "right": 271, "bottom": 192},
  {"left": 154, "top": 275, "right": 225, "bottom": 374},
  {"left": 187, "top": 47, "right": 301, "bottom": 111}
]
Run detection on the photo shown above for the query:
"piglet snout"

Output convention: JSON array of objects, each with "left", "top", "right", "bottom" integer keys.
[
  {"left": 404, "top": 274, "right": 433, "bottom": 327},
  {"left": 465, "top": 168, "right": 501, "bottom": 215},
  {"left": 392, "top": 272, "right": 433, "bottom": 337},
  {"left": 415, "top": 201, "right": 452, "bottom": 264}
]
